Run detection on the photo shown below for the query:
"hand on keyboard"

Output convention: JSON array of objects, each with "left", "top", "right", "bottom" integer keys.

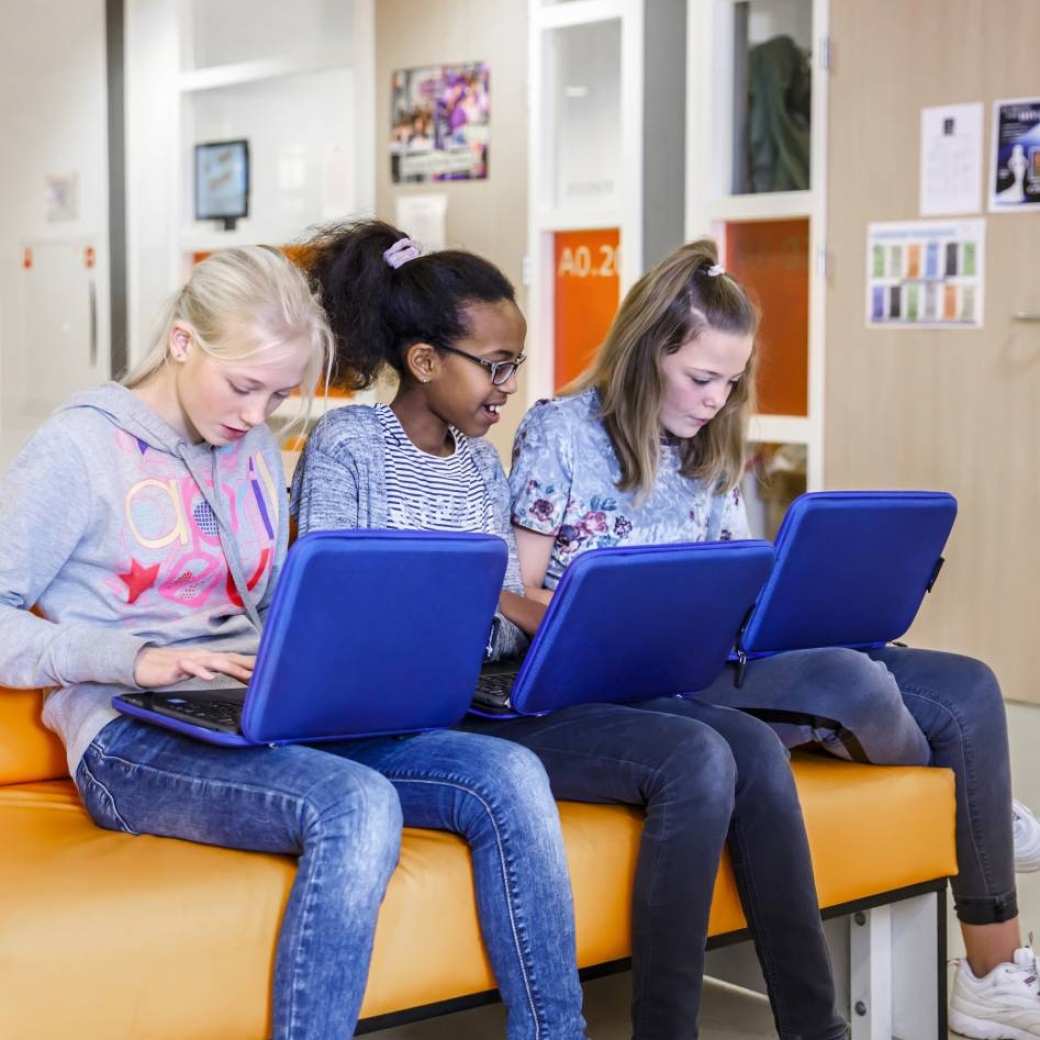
[{"left": 134, "top": 648, "right": 255, "bottom": 688}]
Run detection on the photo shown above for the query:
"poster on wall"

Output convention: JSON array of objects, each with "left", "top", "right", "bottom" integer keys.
[
  {"left": 390, "top": 63, "right": 489, "bottom": 183},
  {"left": 919, "top": 102, "right": 983, "bottom": 216},
  {"left": 865, "top": 219, "right": 985, "bottom": 329},
  {"left": 45, "top": 173, "right": 79, "bottom": 222},
  {"left": 394, "top": 194, "right": 448, "bottom": 251},
  {"left": 989, "top": 98, "right": 1040, "bottom": 211}
]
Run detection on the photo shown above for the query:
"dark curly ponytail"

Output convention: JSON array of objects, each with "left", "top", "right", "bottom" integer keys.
[{"left": 307, "top": 219, "right": 516, "bottom": 391}]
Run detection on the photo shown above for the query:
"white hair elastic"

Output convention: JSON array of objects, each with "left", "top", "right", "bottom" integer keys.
[
  {"left": 705, "top": 264, "right": 725, "bottom": 277},
  {"left": 384, "top": 237, "right": 422, "bottom": 269}
]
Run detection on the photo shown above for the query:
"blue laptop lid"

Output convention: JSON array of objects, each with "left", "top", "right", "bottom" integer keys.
[
  {"left": 510, "top": 540, "right": 775, "bottom": 716},
  {"left": 738, "top": 491, "right": 957, "bottom": 657},
  {"left": 241, "top": 530, "right": 507, "bottom": 743}
]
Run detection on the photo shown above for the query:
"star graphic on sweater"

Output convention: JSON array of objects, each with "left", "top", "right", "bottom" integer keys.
[{"left": 118, "top": 558, "right": 160, "bottom": 604}]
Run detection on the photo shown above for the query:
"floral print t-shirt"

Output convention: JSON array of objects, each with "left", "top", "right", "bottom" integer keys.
[{"left": 509, "top": 388, "right": 750, "bottom": 589}]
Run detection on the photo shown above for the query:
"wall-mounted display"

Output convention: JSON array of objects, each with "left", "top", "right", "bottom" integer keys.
[
  {"left": 194, "top": 139, "right": 250, "bottom": 230},
  {"left": 390, "top": 63, "right": 489, "bottom": 183},
  {"left": 865, "top": 219, "right": 985, "bottom": 329},
  {"left": 989, "top": 98, "right": 1040, "bottom": 212}
]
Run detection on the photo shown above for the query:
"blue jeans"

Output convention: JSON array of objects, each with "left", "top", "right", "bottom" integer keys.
[
  {"left": 77, "top": 718, "right": 586, "bottom": 1040},
  {"left": 464, "top": 701, "right": 847, "bottom": 1040},
  {"left": 76, "top": 715, "right": 402, "bottom": 1040},
  {"left": 693, "top": 645, "right": 1016, "bottom": 925},
  {"left": 324, "top": 729, "right": 587, "bottom": 1040}
]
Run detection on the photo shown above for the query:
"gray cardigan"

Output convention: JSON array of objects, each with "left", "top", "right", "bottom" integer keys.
[{"left": 290, "top": 404, "right": 529, "bottom": 659}]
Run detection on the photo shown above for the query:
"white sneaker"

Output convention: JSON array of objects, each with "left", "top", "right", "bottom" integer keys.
[
  {"left": 951, "top": 948, "right": 1040, "bottom": 1040},
  {"left": 1014, "top": 801, "right": 1040, "bottom": 874}
]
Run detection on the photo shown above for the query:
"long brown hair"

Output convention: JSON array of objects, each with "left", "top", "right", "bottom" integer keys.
[{"left": 568, "top": 239, "right": 758, "bottom": 497}]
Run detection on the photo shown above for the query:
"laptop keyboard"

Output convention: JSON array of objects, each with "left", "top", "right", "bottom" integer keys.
[
  {"left": 123, "top": 692, "right": 244, "bottom": 734},
  {"left": 473, "top": 671, "right": 518, "bottom": 712}
]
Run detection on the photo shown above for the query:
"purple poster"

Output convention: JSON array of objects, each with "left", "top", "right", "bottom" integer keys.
[{"left": 390, "top": 62, "right": 490, "bottom": 183}]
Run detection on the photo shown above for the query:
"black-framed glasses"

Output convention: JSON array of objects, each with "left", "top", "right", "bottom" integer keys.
[{"left": 438, "top": 343, "right": 527, "bottom": 386}]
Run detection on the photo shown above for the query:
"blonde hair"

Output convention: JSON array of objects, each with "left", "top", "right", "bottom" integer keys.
[
  {"left": 568, "top": 238, "right": 758, "bottom": 498},
  {"left": 123, "top": 246, "right": 333, "bottom": 428}
]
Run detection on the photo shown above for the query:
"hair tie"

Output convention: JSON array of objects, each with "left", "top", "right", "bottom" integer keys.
[
  {"left": 384, "top": 237, "right": 422, "bottom": 270},
  {"left": 704, "top": 263, "right": 725, "bottom": 278}
]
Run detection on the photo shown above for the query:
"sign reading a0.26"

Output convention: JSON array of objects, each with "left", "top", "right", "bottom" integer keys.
[{"left": 556, "top": 241, "right": 621, "bottom": 278}]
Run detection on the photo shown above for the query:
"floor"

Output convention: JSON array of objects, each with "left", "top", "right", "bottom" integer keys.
[{"left": 369, "top": 700, "right": 1040, "bottom": 1040}]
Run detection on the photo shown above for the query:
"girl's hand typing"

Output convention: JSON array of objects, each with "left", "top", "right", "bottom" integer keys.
[{"left": 133, "top": 648, "right": 256, "bottom": 688}]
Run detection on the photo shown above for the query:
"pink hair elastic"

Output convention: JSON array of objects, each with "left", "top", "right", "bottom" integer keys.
[{"left": 383, "top": 237, "right": 422, "bottom": 269}]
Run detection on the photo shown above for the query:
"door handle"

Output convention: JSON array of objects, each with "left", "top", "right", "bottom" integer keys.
[
  {"left": 1013, "top": 312, "right": 1040, "bottom": 322},
  {"left": 88, "top": 280, "right": 97, "bottom": 366}
]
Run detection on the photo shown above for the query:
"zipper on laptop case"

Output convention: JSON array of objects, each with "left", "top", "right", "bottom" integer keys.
[
  {"left": 926, "top": 555, "right": 945, "bottom": 593},
  {"left": 735, "top": 649, "right": 748, "bottom": 688},
  {"left": 733, "top": 603, "right": 755, "bottom": 689}
]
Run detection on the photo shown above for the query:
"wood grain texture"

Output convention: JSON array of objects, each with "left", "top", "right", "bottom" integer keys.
[{"left": 825, "top": 1, "right": 1040, "bottom": 701}]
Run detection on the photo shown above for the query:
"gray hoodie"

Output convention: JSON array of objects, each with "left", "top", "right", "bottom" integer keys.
[{"left": 0, "top": 383, "right": 288, "bottom": 774}]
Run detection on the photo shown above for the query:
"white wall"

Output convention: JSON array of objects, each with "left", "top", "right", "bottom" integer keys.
[
  {"left": 125, "top": 0, "right": 373, "bottom": 372},
  {"left": 0, "top": 0, "right": 110, "bottom": 463}
]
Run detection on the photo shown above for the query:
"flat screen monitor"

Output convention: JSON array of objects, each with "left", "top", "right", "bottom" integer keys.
[{"left": 195, "top": 139, "right": 250, "bottom": 229}]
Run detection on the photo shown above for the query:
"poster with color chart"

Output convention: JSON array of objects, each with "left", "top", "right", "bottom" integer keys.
[
  {"left": 390, "top": 63, "right": 489, "bottom": 183},
  {"left": 989, "top": 98, "right": 1040, "bottom": 211},
  {"left": 865, "top": 219, "right": 985, "bottom": 329}
]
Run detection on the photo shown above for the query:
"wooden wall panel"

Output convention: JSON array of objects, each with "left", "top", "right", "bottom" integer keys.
[{"left": 825, "top": 1, "right": 1040, "bottom": 701}]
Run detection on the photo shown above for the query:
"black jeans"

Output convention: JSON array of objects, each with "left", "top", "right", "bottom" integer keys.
[
  {"left": 695, "top": 645, "right": 1017, "bottom": 925},
  {"left": 464, "top": 699, "right": 847, "bottom": 1040}
]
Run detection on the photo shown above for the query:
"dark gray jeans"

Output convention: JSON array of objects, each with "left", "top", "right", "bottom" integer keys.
[
  {"left": 465, "top": 699, "right": 847, "bottom": 1040},
  {"left": 693, "top": 645, "right": 1016, "bottom": 926}
]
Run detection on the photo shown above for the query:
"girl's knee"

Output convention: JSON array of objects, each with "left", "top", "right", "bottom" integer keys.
[
  {"left": 656, "top": 719, "right": 738, "bottom": 807},
  {"left": 950, "top": 653, "right": 1002, "bottom": 707},
  {"left": 305, "top": 763, "right": 403, "bottom": 846},
  {"left": 811, "top": 647, "right": 902, "bottom": 725},
  {"left": 459, "top": 736, "right": 557, "bottom": 812},
  {"left": 931, "top": 652, "right": 1006, "bottom": 737}
]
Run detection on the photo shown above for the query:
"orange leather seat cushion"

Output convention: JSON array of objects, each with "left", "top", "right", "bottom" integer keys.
[
  {"left": 0, "top": 757, "right": 956, "bottom": 1040},
  {"left": 0, "top": 688, "right": 67, "bottom": 785}
]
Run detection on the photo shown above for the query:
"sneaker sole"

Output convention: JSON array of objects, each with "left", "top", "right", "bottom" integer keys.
[{"left": 951, "top": 1008, "right": 1040, "bottom": 1040}]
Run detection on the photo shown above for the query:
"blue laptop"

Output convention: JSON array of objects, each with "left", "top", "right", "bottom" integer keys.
[
  {"left": 114, "top": 530, "right": 507, "bottom": 746},
  {"left": 731, "top": 490, "right": 957, "bottom": 684},
  {"left": 471, "top": 540, "right": 775, "bottom": 717}
]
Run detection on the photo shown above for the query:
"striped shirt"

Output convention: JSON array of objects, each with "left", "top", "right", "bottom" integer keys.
[{"left": 375, "top": 404, "right": 492, "bottom": 533}]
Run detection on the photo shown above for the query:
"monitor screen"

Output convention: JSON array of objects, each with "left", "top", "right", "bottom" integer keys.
[{"left": 194, "top": 139, "right": 250, "bottom": 225}]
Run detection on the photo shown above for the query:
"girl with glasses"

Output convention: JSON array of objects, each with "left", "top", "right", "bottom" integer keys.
[{"left": 291, "top": 220, "right": 848, "bottom": 1040}]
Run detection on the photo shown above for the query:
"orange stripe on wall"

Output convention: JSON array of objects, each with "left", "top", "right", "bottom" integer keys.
[
  {"left": 553, "top": 229, "right": 621, "bottom": 391},
  {"left": 724, "top": 219, "right": 809, "bottom": 417}
]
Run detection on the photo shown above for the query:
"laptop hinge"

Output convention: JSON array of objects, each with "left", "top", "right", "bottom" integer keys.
[{"left": 926, "top": 555, "right": 945, "bottom": 593}]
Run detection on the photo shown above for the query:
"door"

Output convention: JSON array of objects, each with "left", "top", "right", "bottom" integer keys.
[
  {"left": 824, "top": 1, "right": 1040, "bottom": 702},
  {"left": 0, "top": 0, "right": 110, "bottom": 465}
]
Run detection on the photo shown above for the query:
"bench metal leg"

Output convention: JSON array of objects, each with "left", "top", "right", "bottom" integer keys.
[
  {"left": 705, "top": 885, "right": 948, "bottom": 1040},
  {"left": 849, "top": 889, "right": 947, "bottom": 1040},
  {"left": 850, "top": 905, "right": 893, "bottom": 1038}
]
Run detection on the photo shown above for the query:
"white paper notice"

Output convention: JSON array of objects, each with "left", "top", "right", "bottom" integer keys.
[
  {"left": 395, "top": 194, "right": 448, "bottom": 252},
  {"left": 920, "top": 103, "right": 983, "bottom": 216}
]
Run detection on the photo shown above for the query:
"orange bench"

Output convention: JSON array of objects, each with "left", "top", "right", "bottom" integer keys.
[{"left": 0, "top": 688, "right": 956, "bottom": 1039}]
